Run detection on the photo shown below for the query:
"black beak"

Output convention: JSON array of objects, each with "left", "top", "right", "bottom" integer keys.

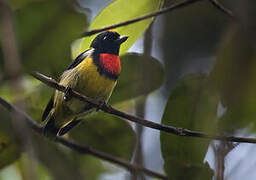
[{"left": 116, "top": 35, "right": 128, "bottom": 44}]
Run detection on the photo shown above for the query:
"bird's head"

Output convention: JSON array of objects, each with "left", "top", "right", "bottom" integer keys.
[{"left": 90, "top": 31, "right": 128, "bottom": 55}]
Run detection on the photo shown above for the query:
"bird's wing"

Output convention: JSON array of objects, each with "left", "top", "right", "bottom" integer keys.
[
  {"left": 42, "top": 96, "right": 54, "bottom": 121},
  {"left": 41, "top": 48, "right": 94, "bottom": 122},
  {"left": 67, "top": 48, "right": 94, "bottom": 70}
]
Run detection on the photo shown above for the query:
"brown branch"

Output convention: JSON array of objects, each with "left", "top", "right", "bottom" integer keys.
[
  {"left": 31, "top": 72, "right": 256, "bottom": 144},
  {"left": 83, "top": 0, "right": 238, "bottom": 37},
  {"left": 208, "top": 0, "right": 235, "bottom": 18},
  {"left": 82, "top": 0, "right": 203, "bottom": 37},
  {"left": 0, "top": 97, "right": 168, "bottom": 180}
]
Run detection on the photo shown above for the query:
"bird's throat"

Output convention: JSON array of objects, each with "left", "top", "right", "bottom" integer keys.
[
  {"left": 92, "top": 52, "right": 121, "bottom": 80},
  {"left": 99, "top": 53, "right": 121, "bottom": 75}
]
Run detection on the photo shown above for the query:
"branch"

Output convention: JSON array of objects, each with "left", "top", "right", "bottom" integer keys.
[
  {"left": 31, "top": 72, "right": 256, "bottom": 144},
  {"left": 82, "top": 0, "right": 237, "bottom": 37},
  {"left": 82, "top": 0, "right": 203, "bottom": 36},
  {"left": 208, "top": 0, "right": 235, "bottom": 18},
  {"left": 0, "top": 97, "right": 168, "bottom": 180}
]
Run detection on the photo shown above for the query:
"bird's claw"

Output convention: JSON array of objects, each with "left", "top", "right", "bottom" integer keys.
[
  {"left": 96, "top": 100, "right": 106, "bottom": 111},
  {"left": 64, "top": 86, "right": 72, "bottom": 102}
]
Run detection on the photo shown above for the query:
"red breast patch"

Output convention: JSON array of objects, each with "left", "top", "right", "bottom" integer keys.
[{"left": 100, "top": 53, "right": 121, "bottom": 75}]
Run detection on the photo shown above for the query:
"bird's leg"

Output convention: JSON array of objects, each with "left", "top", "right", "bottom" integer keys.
[
  {"left": 64, "top": 86, "right": 72, "bottom": 102},
  {"left": 96, "top": 100, "right": 107, "bottom": 111}
]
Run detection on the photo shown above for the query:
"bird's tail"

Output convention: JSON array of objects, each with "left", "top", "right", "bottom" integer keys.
[{"left": 43, "top": 115, "right": 59, "bottom": 139}]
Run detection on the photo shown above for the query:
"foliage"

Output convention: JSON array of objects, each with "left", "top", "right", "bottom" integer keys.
[
  {"left": 0, "top": 0, "right": 164, "bottom": 179},
  {"left": 14, "top": 0, "right": 87, "bottom": 75},
  {"left": 0, "top": 0, "right": 256, "bottom": 179},
  {"left": 161, "top": 74, "right": 218, "bottom": 179},
  {"left": 71, "top": 0, "right": 163, "bottom": 58}
]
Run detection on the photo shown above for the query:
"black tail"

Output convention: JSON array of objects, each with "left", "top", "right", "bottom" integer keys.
[
  {"left": 43, "top": 116, "right": 59, "bottom": 139},
  {"left": 58, "top": 119, "right": 81, "bottom": 136}
]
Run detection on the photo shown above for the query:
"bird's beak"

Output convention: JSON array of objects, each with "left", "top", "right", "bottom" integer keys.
[{"left": 116, "top": 35, "right": 128, "bottom": 44}]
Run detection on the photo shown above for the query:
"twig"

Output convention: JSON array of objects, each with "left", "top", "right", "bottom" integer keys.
[
  {"left": 0, "top": 97, "right": 168, "bottom": 180},
  {"left": 31, "top": 72, "right": 256, "bottom": 144},
  {"left": 82, "top": 0, "right": 203, "bottom": 36},
  {"left": 209, "top": 0, "right": 231, "bottom": 14},
  {"left": 208, "top": 0, "right": 235, "bottom": 18},
  {"left": 83, "top": 0, "right": 237, "bottom": 37}
]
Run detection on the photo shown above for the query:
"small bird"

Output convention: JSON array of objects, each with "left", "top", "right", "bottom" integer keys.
[{"left": 42, "top": 30, "right": 128, "bottom": 137}]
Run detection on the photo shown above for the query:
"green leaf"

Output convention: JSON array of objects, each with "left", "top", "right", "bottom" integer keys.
[
  {"left": 69, "top": 112, "right": 136, "bottom": 160},
  {"left": 160, "top": 74, "right": 217, "bottom": 179},
  {"left": 9, "top": 0, "right": 38, "bottom": 10},
  {"left": 0, "top": 76, "right": 52, "bottom": 122},
  {"left": 0, "top": 109, "right": 20, "bottom": 169},
  {"left": 74, "top": 156, "right": 110, "bottom": 180},
  {"left": 32, "top": 134, "right": 86, "bottom": 180},
  {"left": 14, "top": 0, "right": 87, "bottom": 74},
  {"left": 109, "top": 53, "right": 164, "bottom": 104},
  {"left": 162, "top": 0, "right": 229, "bottom": 60},
  {"left": 209, "top": 25, "right": 256, "bottom": 132},
  {"left": 0, "top": 133, "right": 19, "bottom": 170},
  {"left": 71, "top": 0, "right": 163, "bottom": 59}
]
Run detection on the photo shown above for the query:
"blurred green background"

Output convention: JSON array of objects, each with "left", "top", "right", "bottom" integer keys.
[{"left": 0, "top": 0, "right": 256, "bottom": 179}]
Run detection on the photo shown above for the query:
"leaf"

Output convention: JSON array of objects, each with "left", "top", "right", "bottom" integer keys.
[
  {"left": 109, "top": 53, "right": 164, "bottom": 104},
  {"left": 9, "top": 0, "right": 37, "bottom": 10},
  {"left": 0, "top": 132, "right": 19, "bottom": 170},
  {"left": 69, "top": 112, "right": 136, "bottom": 160},
  {"left": 71, "top": 0, "right": 163, "bottom": 59},
  {"left": 74, "top": 156, "right": 110, "bottom": 180},
  {"left": 0, "top": 76, "right": 52, "bottom": 122},
  {"left": 14, "top": 0, "right": 87, "bottom": 74},
  {"left": 161, "top": 0, "right": 230, "bottom": 90},
  {"left": 0, "top": 109, "right": 20, "bottom": 169},
  {"left": 209, "top": 25, "right": 256, "bottom": 132},
  {"left": 160, "top": 74, "right": 217, "bottom": 179},
  {"left": 162, "top": 0, "right": 229, "bottom": 60},
  {"left": 32, "top": 134, "right": 85, "bottom": 180}
]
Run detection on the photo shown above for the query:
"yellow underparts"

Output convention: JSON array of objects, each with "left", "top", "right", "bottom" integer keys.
[{"left": 52, "top": 56, "right": 117, "bottom": 128}]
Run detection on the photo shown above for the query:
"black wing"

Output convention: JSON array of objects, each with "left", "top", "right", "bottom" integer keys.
[
  {"left": 41, "top": 49, "right": 93, "bottom": 121},
  {"left": 42, "top": 96, "right": 54, "bottom": 121},
  {"left": 67, "top": 48, "right": 93, "bottom": 70}
]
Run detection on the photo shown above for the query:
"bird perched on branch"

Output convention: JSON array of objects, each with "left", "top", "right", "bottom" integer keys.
[{"left": 42, "top": 31, "right": 128, "bottom": 138}]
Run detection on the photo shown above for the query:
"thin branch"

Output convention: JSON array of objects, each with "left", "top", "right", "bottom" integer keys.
[
  {"left": 31, "top": 72, "right": 256, "bottom": 144},
  {"left": 208, "top": 0, "right": 235, "bottom": 18},
  {"left": 83, "top": 0, "right": 237, "bottom": 37},
  {"left": 0, "top": 97, "right": 168, "bottom": 180},
  {"left": 82, "top": 0, "right": 203, "bottom": 36}
]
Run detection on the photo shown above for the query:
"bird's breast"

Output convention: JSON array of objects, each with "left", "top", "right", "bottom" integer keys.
[
  {"left": 99, "top": 53, "right": 121, "bottom": 75},
  {"left": 75, "top": 56, "right": 117, "bottom": 100}
]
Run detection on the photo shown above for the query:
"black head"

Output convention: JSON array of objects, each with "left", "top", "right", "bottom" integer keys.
[{"left": 90, "top": 31, "right": 128, "bottom": 55}]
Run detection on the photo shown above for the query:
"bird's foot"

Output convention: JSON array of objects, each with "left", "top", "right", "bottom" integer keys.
[
  {"left": 96, "top": 100, "right": 107, "bottom": 111},
  {"left": 64, "top": 86, "right": 72, "bottom": 102}
]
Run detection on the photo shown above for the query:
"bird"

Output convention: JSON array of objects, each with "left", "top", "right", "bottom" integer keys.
[{"left": 41, "top": 30, "right": 128, "bottom": 138}]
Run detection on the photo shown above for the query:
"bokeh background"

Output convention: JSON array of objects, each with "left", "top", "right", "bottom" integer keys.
[{"left": 0, "top": 0, "right": 256, "bottom": 179}]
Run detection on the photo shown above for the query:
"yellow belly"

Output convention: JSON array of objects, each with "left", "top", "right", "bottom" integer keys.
[
  {"left": 53, "top": 56, "right": 117, "bottom": 127},
  {"left": 76, "top": 56, "right": 117, "bottom": 99}
]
